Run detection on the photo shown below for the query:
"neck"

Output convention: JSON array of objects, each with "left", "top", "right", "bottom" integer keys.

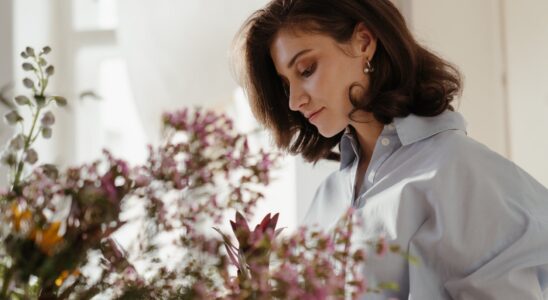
[{"left": 349, "top": 112, "right": 384, "bottom": 163}]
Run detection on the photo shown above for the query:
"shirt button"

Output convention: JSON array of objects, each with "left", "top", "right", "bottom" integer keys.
[
  {"left": 381, "top": 138, "right": 390, "bottom": 146},
  {"left": 368, "top": 171, "right": 375, "bottom": 183}
]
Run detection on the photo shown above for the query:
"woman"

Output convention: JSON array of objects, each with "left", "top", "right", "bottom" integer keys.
[{"left": 234, "top": 0, "right": 548, "bottom": 298}]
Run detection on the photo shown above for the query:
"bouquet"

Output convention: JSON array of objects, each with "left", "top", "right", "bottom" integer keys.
[{"left": 0, "top": 47, "right": 412, "bottom": 299}]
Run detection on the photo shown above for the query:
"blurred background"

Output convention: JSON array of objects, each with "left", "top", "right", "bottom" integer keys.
[{"left": 1, "top": 0, "right": 547, "bottom": 231}]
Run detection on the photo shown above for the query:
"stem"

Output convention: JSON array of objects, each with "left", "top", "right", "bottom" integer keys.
[
  {"left": 12, "top": 55, "right": 49, "bottom": 191},
  {"left": 12, "top": 100, "right": 42, "bottom": 191},
  {"left": 0, "top": 266, "right": 13, "bottom": 298}
]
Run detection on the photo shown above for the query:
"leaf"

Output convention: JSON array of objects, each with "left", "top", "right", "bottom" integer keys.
[
  {"left": 22, "top": 78, "right": 34, "bottom": 89},
  {"left": 52, "top": 96, "right": 67, "bottom": 107},
  {"left": 38, "top": 57, "right": 47, "bottom": 67},
  {"left": 4, "top": 110, "right": 23, "bottom": 125},
  {"left": 9, "top": 134, "right": 26, "bottom": 150},
  {"left": 45, "top": 65, "right": 54, "bottom": 76},
  {"left": 25, "top": 47, "right": 35, "bottom": 57},
  {"left": 212, "top": 227, "right": 240, "bottom": 267},
  {"left": 1, "top": 152, "right": 17, "bottom": 167},
  {"left": 20, "top": 51, "right": 29, "bottom": 59},
  {"left": 14, "top": 95, "right": 31, "bottom": 106},
  {"left": 42, "top": 46, "right": 51, "bottom": 54},
  {"left": 79, "top": 90, "right": 102, "bottom": 101},
  {"left": 41, "top": 111, "right": 55, "bottom": 126},
  {"left": 22, "top": 62, "right": 35, "bottom": 71},
  {"left": 41, "top": 127, "right": 52, "bottom": 139},
  {"left": 41, "top": 164, "right": 59, "bottom": 179},
  {"left": 377, "top": 281, "right": 399, "bottom": 291},
  {"left": 25, "top": 148, "right": 38, "bottom": 165}
]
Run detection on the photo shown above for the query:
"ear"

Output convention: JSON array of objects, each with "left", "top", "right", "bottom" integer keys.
[{"left": 351, "top": 22, "right": 377, "bottom": 61}]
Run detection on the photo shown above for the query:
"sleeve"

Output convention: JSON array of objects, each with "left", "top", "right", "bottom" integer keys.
[{"left": 408, "top": 140, "right": 548, "bottom": 299}]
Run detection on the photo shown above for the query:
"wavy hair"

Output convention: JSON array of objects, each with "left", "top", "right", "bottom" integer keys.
[{"left": 233, "top": 0, "right": 461, "bottom": 163}]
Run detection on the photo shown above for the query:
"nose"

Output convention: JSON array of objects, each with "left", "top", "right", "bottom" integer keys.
[{"left": 288, "top": 85, "right": 309, "bottom": 112}]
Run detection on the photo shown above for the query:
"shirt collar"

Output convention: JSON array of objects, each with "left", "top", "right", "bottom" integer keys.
[{"left": 339, "top": 110, "right": 467, "bottom": 170}]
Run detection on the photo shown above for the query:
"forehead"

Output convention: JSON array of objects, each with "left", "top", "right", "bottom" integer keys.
[{"left": 270, "top": 28, "right": 339, "bottom": 69}]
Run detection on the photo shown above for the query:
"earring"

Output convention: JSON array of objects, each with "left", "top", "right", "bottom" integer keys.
[{"left": 363, "top": 59, "right": 375, "bottom": 74}]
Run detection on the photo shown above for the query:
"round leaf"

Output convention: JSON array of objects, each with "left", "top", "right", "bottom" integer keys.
[
  {"left": 42, "top": 46, "right": 52, "bottom": 54},
  {"left": 1, "top": 151, "right": 17, "bottom": 167},
  {"left": 23, "top": 78, "right": 34, "bottom": 89},
  {"left": 25, "top": 148, "right": 39, "bottom": 165},
  {"left": 9, "top": 134, "right": 25, "bottom": 150},
  {"left": 20, "top": 51, "right": 29, "bottom": 59},
  {"left": 4, "top": 110, "right": 23, "bottom": 125},
  {"left": 41, "top": 127, "right": 52, "bottom": 139},
  {"left": 14, "top": 95, "right": 31, "bottom": 106},
  {"left": 41, "top": 111, "right": 55, "bottom": 126},
  {"left": 25, "top": 47, "right": 35, "bottom": 57},
  {"left": 41, "top": 164, "right": 59, "bottom": 179},
  {"left": 45, "top": 65, "right": 54, "bottom": 76},
  {"left": 52, "top": 96, "right": 67, "bottom": 107},
  {"left": 38, "top": 57, "right": 47, "bottom": 67},
  {"left": 22, "top": 62, "right": 35, "bottom": 71}
]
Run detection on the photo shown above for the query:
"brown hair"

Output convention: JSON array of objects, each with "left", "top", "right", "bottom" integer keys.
[{"left": 234, "top": 0, "right": 461, "bottom": 163}]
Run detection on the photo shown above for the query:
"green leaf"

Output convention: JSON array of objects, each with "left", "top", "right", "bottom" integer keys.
[
  {"left": 4, "top": 110, "right": 23, "bottom": 125},
  {"left": 22, "top": 78, "right": 34, "bottom": 89},
  {"left": 377, "top": 281, "right": 400, "bottom": 291},
  {"left": 9, "top": 134, "right": 26, "bottom": 150},
  {"left": 22, "top": 62, "right": 35, "bottom": 71},
  {"left": 41, "top": 127, "right": 52, "bottom": 139},
  {"left": 25, "top": 46, "right": 35, "bottom": 57},
  {"left": 38, "top": 57, "right": 47, "bottom": 66},
  {"left": 20, "top": 51, "right": 29, "bottom": 58},
  {"left": 14, "top": 95, "right": 31, "bottom": 106},
  {"left": 45, "top": 65, "right": 54, "bottom": 76},
  {"left": 52, "top": 96, "right": 67, "bottom": 107},
  {"left": 41, "top": 163, "right": 59, "bottom": 179},
  {"left": 42, "top": 46, "right": 52, "bottom": 54},
  {"left": 1, "top": 151, "right": 17, "bottom": 167},
  {"left": 25, "top": 148, "right": 38, "bottom": 164},
  {"left": 41, "top": 111, "right": 55, "bottom": 126}
]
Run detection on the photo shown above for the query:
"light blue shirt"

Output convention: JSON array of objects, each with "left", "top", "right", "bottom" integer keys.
[{"left": 304, "top": 110, "right": 548, "bottom": 299}]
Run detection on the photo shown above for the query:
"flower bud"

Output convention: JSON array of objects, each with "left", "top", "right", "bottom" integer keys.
[
  {"left": 41, "top": 127, "right": 52, "bottom": 139},
  {"left": 41, "top": 111, "right": 55, "bottom": 126},
  {"left": 25, "top": 148, "right": 38, "bottom": 164},
  {"left": 9, "top": 134, "right": 25, "bottom": 150}
]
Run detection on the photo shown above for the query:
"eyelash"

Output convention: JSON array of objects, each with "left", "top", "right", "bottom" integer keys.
[
  {"left": 300, "top": 63, "right": 316, "bottom": 78},
  {"left": 281, "top": 63, "right": 316, "bottom": 97}
]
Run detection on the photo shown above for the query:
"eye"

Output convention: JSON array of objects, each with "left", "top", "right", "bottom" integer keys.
[{"left": 300, "top": 63, "right": 316, "bottom": 78}]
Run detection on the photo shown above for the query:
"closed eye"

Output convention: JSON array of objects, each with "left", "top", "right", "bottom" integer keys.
[{"left": 301, "top": 63, "right": 316, "bottom": 78}]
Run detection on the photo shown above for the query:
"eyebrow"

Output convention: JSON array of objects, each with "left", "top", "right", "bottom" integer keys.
[{"left": 287, "top": 49, "right": 313, "bottom": 69}]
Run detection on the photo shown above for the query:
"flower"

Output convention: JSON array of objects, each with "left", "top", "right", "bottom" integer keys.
[{"left": 32, "top": 221, "right": 64, "bottom": 256}]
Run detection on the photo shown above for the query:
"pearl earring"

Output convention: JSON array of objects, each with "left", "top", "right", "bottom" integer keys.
[{"left": 363, "top": 59, "right": 375, "bottom": 74}]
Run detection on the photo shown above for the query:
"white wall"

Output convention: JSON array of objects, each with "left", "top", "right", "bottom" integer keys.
[
  {"left": 0, "top": 0, "right": 12, "bottom": 188},
  {"left": 410, "top": 0, "right": 508, "bottom": 157},
  {"left": 409, "top": 0, "right": 548, "bottom": 187},
  {"left": 503, "top": 0, "right": 548, "bottom": 186},
  {"left": 0, "top": 0, "right": 13, "bottom": 187}
]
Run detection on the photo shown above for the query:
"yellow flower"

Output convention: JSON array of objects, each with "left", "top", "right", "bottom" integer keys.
[
  {"left": 55, "top": 269, "right": 80, "bottom": 287},
  {"left": 10, "top": 202, "right": 32, "bottom": 232},
  {"left": 34, "top": 221, "right": 64, "bottom": 256}
]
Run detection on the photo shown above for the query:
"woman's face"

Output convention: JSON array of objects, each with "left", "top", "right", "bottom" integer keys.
[{"left": 270, "top": 25, "right": 376, "bottom": 137}]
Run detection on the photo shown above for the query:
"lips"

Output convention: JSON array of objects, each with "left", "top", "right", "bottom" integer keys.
[{"left": 306, "top": 108, "right": 324, "bottom": 121}]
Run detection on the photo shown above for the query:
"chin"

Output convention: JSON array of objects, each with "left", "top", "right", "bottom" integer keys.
[{"left": 316, "top": 126, "right": 345, "bottom": 138}]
